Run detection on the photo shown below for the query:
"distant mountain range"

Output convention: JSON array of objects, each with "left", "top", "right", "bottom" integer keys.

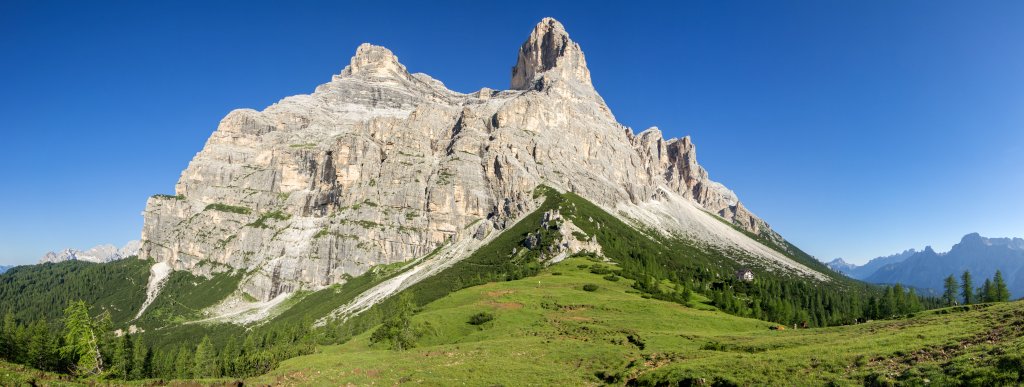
[
  {"left": 0, "top": 265, "right": 11, "bottom": 274},
  {"left": 826, "top": 233, "right": 1024, "bottom": 298},
  {"left": 826, "top": 249, "right": 918, "bottom": 279},
  {"left": 39, "top": 240, "right": 141, "bottom": 264}
]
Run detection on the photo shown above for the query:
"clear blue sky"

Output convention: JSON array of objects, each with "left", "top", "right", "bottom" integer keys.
[{"left": 1, "top": 1, "right": 1022, "bottom": 265}]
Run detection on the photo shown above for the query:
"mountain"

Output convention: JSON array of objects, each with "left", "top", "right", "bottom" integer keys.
[
  {"left": 865, "top": 233, "right": 1024, "bottom": 298},
  {"left": 826, "top": 249, "right": 918, "bottom": 279},
  {"left": 39, "top": 240, "right": 141, "bottom": 264},
  {"left": 0, "top": 265, "right": 11, "bottom": 274},
  {"left": 0, "top": 17, "right": 972, "bottom": 385},
  {"left": 139, "top": 17, "right": 831, "bottom": 320},
  {"left": 825, "top": 257, "right": 856, "bottom": 273}
]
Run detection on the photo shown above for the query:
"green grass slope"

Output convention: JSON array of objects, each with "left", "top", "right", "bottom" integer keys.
[
  {"left": 0, "top": 360, "right": 83, "bottom": 387},
  {"left": 134, "top": 269, "right": 242, "bottom": 327},
  {"left": 255, "top": 257, "right": 1024, "bottom": 386}
]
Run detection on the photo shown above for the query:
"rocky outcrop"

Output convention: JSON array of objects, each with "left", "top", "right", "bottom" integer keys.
[
  {"left": 141, "top": 18, "right": 795, "bottom": 302},
  {"left": 511, "top": 17, "right": 592, "bottom": 91}
]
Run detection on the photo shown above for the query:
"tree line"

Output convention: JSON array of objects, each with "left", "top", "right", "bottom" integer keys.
[
  {"left": 0, "top": 299, "right": 317, "bottom": 380},
  {"left": 943, "top": 270, "right": 1012, "bottom": 306}
]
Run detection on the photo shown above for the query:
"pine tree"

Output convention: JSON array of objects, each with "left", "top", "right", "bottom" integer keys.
[
  {"left": 60, "top": 300, "right": 104, "bottom": 376},
  {"left": 220, "top": 335, "right": 239, "bottom": 377},
  {"left": 993, "top": 270, "right": 1011, "bottom": 302},
  {"left": 111, "top": 333, "right": 133, "bottom": 379},
  {"left": 880, "top": 286, "right": 896, "bottom": 317},
  {"left": 960, "top": 271, "right": 974, "bottom": 304},
  {"left": 942, "top": 275, "right": 959, "bottom": 306},
  {"left": 893, "top": 284, "right": 907, "bottom": 314},
  {"left": 130, "top": 335, "right": 148, "bottom": 379},
  {"left": 193, "top": 335, "right": 219, "bottom": 378},
  {"left": 979, "top": 278, "right": 994, "bottom": 303},
  {"left": 174, "top": 346, "right": 192, "bottom": 379},
  {"left": 370, "top": 292, "right": 418, "bottom": 350},
  {"left": 158, "top": 347, "right": 176, "bottom": 378},
  {"left": 25, "top": 320, "right": 54, "bottom": 371},
  {"left": 865, "top": 296, "right": 878, "bottom": 320},
  {"left": 907, "top": 288, "right": 922, "bottom": 313},
  {"left": 0, "top": 311, "right": 16, "bottom": 361}
]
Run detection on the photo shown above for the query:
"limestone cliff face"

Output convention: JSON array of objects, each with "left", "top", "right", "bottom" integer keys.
[{"left": 141, "top": 18, "right": 785, "bottom": 301}]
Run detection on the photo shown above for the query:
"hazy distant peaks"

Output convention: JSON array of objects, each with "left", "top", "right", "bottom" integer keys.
[
  {"left": 40, "top": 240, "right": 140, "bottom": 264},
  {"left": 826, "top": 248, "right": 918, "bottom": 278},
  {"left": 957, "top": 232, "right": 1024, "bottom": 250},
  {"left": 863, "top": 232, "right": 1024, "bottom": 298}
]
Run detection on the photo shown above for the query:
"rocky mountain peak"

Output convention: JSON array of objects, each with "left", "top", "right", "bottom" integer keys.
[
  {"left": 511, "top": 17, "right": 592, "bottom": 91},
  {"left": 140, "top": 18, "right": 809, "bottom": 306},
  {"left": 340, "top": 43, "right": 411, "bottom": 80},
  {"left": 955, "top": 232, "right": 1024, "bottom": 251},
  {"left": 959, "top": 232, "right": 985, "bottom": 246}
]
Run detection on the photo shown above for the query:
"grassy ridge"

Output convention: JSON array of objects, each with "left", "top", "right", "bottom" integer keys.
[{"left": 257, "top": 257, "right": 1024, "bottom": 385}]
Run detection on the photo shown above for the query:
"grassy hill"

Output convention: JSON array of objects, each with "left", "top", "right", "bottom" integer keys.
[{"left": 254, "top": 256, "right": 1024, "bottom": 386}]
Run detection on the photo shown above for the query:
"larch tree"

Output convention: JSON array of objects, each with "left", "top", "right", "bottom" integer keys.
[
  {"left": 979, "top": 278, "right": 994, "bottom": 303},
  {"left": 960, "top": 271, "right": 974, "bottom": 304},
  {"left": 193, "top": 335, "right": 220, "bottom": 378},
  {"left": 942, "top": 275, "right": 959, "bottom": 306},
  {"left": 60, "top": 300, "right": 104, "bottom": 376},
  {"left": 993, "top": 270, "right": 1011, "bottom": 302}
]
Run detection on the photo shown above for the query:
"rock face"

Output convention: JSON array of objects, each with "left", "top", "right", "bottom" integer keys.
[
  {"left": 141, "top": 18, "right": 797, "bottom": 302},
  {"left": 511, "top": 18, "right": 592, "bottom": 91},
  {"left": 40, "top": 240, "right": 141, "bottom": 264}
]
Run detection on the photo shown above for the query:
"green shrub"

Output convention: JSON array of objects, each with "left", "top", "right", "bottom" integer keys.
[
  {"left": 595, "top": 370, "right": 625, "bottom": 384},
  {"left": 582, "top": 284, "right": 599, "bottom": 292},
  {"left": 603, "top": 274, "right": 619, "bottom": 282},
  {"left": 370, "top": 293, "right": 419, "bottom": 350},
  {"left": 552, "top": 272, "right": 563, "bottom": 276},
  {"left": 467, "top": 312, "right": 495, "bottom": 326},
  {"left": 248, "top": 210, "right": 291, "bottom": 228},
  {"left": 152, "top": 194, "right": 185, "bottom": 200},
  {"left": 855, "top": 354, "right": 869, "bottom": 367},
  {"left": 205, "top": 203, "right": 252, "bottom": 215}
]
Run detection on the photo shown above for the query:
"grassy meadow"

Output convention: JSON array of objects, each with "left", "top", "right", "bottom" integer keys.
[{"left": 250, "top": 257, "right": 1024, "bottom": 386}]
